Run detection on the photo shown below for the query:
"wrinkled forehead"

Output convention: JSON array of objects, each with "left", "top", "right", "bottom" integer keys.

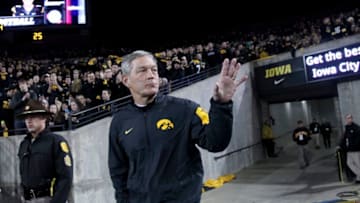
[{"left": 132, "top": 55, "right": 156, "bottom": 66}]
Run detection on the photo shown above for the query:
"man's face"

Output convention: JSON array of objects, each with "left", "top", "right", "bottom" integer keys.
[
  {"left": 75, "top": 95, "right": 86, "bottom": 105},
  {"left": 18, "top": 81, "right": 28, "bottom": 92},
  {"left": 104, "top": 69, "right": 112, "bottom": 79},
  {"left": 116, "top": 72, "right": 123, "bottom": 84},
  {"left": 25, "top": 115, "right": 46, "bottom": 134},
  {"left": 49, "top": 104, "right": 58, "bottom": 114},
  {"left": 102, "top": 90, "right": 111, "bottom": 101},
  {"left": 346, "top": 115, "right": 353, "bottom": 125},
  {"left": 33, "top": 75, "right": 39, "bottom": 83},
  {"left": 87, "top": 73, "right": 95, "bottom": 83},
  {"left": 123, "top": 56, "right": 159, "bottom": 99}
]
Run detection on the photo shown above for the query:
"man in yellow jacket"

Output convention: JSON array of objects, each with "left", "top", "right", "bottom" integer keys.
[{"left": 262, "top": 119, "right": 277, "bottom": 157}]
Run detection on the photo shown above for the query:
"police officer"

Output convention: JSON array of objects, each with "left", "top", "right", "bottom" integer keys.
[{"left": 17, "top": 99, "right": 73, "bottom": 203}]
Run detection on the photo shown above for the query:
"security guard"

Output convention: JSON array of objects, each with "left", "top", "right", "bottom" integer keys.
[{"left": 17, "top": 99, "right": 73, "bottom": 203}]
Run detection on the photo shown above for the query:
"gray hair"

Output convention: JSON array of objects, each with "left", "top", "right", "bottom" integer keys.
[
  {"left": 121, "top": 50, "right": 157, "bottom": 75},
  {"left": 346, "top": 114, "right": 353, "bottom": 119}
]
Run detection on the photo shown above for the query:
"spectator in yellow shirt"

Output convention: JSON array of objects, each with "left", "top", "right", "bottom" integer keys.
[{"left": 262, "top": 119, "right": 277, "bottom": 157}]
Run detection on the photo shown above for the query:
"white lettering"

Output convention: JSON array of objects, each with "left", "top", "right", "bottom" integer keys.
[
  {"left": 324, "top": 51, "right": 342, "bottom": 62},
  {"left": 311, "top": 66, "right": 337, "bottom": 78},
  {"left": 339, "top": 61, "right": 360, "bottom": 73},
  {"left": 305, "top": 55, "right": 324, "bottom": 66},
  {"left": 0, "top": 17, "right": 35, "bottom": 26},
  {"left": 344, "top": 47, "right": 360, "bottom": 58}
]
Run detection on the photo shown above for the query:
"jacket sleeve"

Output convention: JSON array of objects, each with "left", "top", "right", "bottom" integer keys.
[
  {"left": 51, "top": 136, "right": 73, "bottom": 203},
  {"left": 9, "top": 92, "right": 25, "bottom": 110},
  {"left": 306, "top": 128, "right": 311, "bottom": 140},
  {"left": 108, "top": 116, "right": 129, "bottom": 203},
  {"left": 292, "top": 130, "right": 297, "bottom": 141},
  {"left": 191, "top": 98, "right": 233, "bottom": 152},
  {"left": 9, "top": 91, "right": 38, "bottom": 111},
  {"left": 338, "top": 133, "right": 346, "bottom": 149},
  {"left": 30, "top": 91, "right": 38, "bottom": 100}
]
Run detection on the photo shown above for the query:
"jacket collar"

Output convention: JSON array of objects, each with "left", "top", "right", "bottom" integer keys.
[
  {"left": 130, "top": 93, "right": 165, "bottom": 111},
  {"left": 25, "top": 128, "right": 51, "bottom": 141}
]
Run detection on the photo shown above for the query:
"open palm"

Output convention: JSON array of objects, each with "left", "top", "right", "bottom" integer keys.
[{"left": 213, "top": 58, "right": 248, "bottom": 103}]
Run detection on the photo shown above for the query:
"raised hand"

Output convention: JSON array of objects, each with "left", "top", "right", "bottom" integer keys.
[{"left": 212, "top": 58, "right": 248, "bottom": 103}]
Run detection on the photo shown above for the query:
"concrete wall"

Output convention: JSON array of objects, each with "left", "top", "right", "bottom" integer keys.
[
  {"left": 0, "top": 135, "right": 22, "bottom": 200},
  {"left": 170, "top": 64, "right": 263, "bottom": 181},
  {"left": 337, "top": 80, "right": 360, "bottom": 132},
  {"left": 69, "top": 118, "right": 115, "bottom": 203}
]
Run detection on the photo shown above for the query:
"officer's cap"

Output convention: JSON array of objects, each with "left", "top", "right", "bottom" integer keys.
[{"left": 16, "top": 100, "right": 53, "bottom": 119}]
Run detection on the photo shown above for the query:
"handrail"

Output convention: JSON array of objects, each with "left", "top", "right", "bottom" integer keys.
[
  {"left": 2, "top": 64, "right": 222, "bottom": 135},
  {"left": 213, "top": 130, "right": 293, "bottom": 161}
]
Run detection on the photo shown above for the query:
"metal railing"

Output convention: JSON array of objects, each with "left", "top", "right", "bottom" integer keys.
[
  {"left": 66, "top": 65, "right": 221, "bottom": 130},
  {"left": 213, "top": 130, "right": 293, "bottom": 161}
]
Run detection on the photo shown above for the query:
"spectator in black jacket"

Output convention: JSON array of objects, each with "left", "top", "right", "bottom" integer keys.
[{"left": 10, "top": 77, "right": 37, "bottom": 134}]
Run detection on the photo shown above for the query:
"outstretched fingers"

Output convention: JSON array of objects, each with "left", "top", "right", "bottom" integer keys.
[
  {"left": 220, "top": 58, "right": 230, "bottom": 77},
  {"left": 235, "top": 75, "right": 248, "bottom": 87},
  {"left": 228, "top": 58, "right": 239, "bottom": 79},
  {"left": 220, "top": 58, "right": 241, "bottom": 80}
]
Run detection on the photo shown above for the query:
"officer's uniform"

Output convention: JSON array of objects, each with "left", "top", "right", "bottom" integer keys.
[
  {"left": 17, "top": 100, "right": 73, "bottom": 203},
  {"left": 108, "top": 94, "right": 233, "bottom": 203}
]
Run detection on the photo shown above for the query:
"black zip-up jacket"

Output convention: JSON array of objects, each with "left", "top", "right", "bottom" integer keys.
[
  {"left": 10, "top": 90, "right": 38, "bottom": 116},
  {"left": 339, "top": 123, "right": 360, "bottom": 152},
  {"left": 320, "top": 122, "right": 332, "bottom": 135},
  {"left": 18, "top": 129, "right": 73, "bottom": 203},
  {"left": 309, "top": 122, "right": 321, "bottom": 134},
  {"left": 108, "top": 94, "right": 233, "bottom": 203}
]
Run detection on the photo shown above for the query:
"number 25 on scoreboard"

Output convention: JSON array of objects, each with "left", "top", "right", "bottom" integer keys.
[{"left": 33, "top": 32, "right": 43, "bottom": 40}]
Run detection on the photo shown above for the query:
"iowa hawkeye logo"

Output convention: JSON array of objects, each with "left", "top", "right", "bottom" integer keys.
[
  {"left": 156, "top": 119, "right": 174, "bottom": 131},
  {"left": 264, "top": 64, "right": 292, "bottom": 79}
]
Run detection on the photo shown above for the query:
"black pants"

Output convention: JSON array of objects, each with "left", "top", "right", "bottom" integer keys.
[
  {"left": 263, "top": 139, "right": 275, "bottom": 157},
  {"left": 339, "top": 149, "right": 356, "bottom": 181},
  {"left": 322, "top": 133, "right": 331, "bottom": 148}
]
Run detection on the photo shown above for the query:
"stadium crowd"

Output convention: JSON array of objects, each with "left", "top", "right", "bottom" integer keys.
[{"left": 0, "top": 7, "right": 359, "bottom": 135}]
